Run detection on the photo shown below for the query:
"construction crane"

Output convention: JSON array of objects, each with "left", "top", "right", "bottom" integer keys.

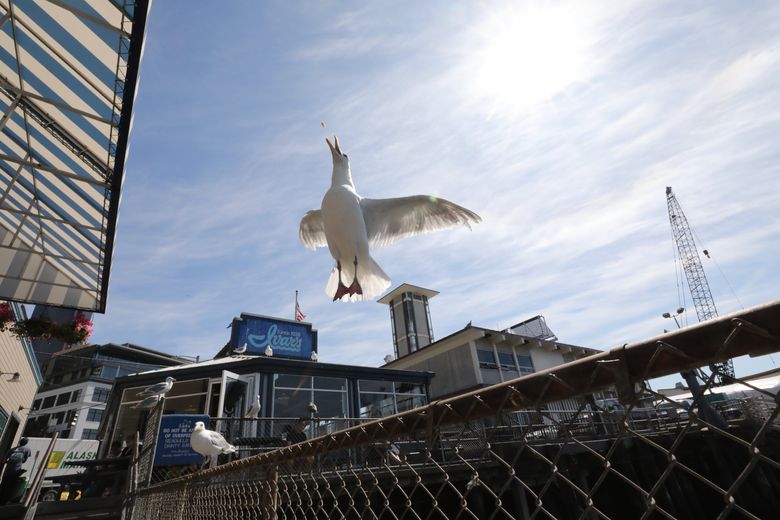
[{"left": 666, "top": 186, "right": 735, "bottom": 383}]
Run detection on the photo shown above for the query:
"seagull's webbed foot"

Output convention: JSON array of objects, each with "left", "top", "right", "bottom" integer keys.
[
  {"left": 333, "top": 261, "right": 351, "bottom": 301},
  {"left": 347, "top": 256, "right": 363, "bottom": 296}
]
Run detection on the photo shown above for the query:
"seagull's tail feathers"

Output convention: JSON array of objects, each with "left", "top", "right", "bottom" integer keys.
[
  {"left": 326, "top": 255, "right": 391, "bottom": 302},
  {"left": 359, "top": 255, "right": 391, "bottom": 300}
]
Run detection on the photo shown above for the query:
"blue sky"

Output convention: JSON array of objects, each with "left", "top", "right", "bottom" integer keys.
[{"left": 90, "top": 1, "right": 780, "bottom": 384}]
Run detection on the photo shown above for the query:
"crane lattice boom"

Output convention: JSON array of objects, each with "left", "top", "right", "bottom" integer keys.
[{"left": 665, "top": 186, "right": 735, "bottom": 380}]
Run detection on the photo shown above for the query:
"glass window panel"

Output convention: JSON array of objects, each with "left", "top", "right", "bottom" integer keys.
[
  {"left": 274, "top": 388, "right": 311, "bottom": 418},
  {"left": 396, "top": 394, "right": 426, "bottom": 412},
  {"left": 32, "top": 399, "right": 41, "bottom": 411},
  {"left": 82, "top": 429, "right": 99, "bottom": 440},
  {"left": 42, "top": 396, "right": 56, "bottom": 409},
  {"left": 86, "top": 408, "right": 104, "bottom": 422},
  {"left": 358, "top": 380, "right": 394, "bottom": 393},
  {"left": 314, "top": 390, "right": 347, "bottom": 418},
  {"left": 394, "top": 382, "right": 425, "bottom": 395},
  {"left": 477, "top": 349, "right": 497, "bottom": 369},
  {"left": 92, "top": 387, "right": 110, "bottom": 403},
  {"left": 70, "top": 390, "right": 82, "bottom": 403},
  {"left": 497, "top": 352, "right": 515, "bottom": 369},
  {"left": 359, "top": 393, "right": 395, "bottom": 418},
  {"left": 517, "top": 355, "right": 534, "bottom": 370},
  {"left": 163, "top": 395, "right": 207, "bottom": 415},
  {"left": 166, "top": 379, "right": 209, "bottom": 397},
  {"left": 55, "top": 393, "right": 71, "bottom": 406},
  {"left": 275, "top": 374, "right": 312, "bottom": 389},
  {"left": 313, "top": 376, "right": 346, "bottom": 391}
]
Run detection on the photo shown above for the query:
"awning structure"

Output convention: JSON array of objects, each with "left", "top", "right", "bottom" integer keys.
[{"left": 0, "top": 0, "right": 149, "bottom": 312}]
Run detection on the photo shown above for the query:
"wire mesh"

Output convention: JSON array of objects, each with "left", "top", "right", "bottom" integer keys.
[{"left": 129, "top": 301, "right": 780, "bottom": 519}]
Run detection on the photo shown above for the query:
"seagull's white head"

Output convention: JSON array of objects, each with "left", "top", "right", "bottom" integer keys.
[
  {"left": 165, "top": 377, "right": 176, "bottom": 384},
  {"left": 193, "top": 421, "right": 205, "bottom": 432}
]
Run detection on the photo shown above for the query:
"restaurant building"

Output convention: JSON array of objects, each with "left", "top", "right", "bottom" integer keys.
[{"left": 100, "top": 313, "right": 432, "bottom": 449}]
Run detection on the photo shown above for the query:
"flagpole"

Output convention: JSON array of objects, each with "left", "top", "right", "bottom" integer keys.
[{"left": 295, "top": 290, "right": 299, "bottom": 321}]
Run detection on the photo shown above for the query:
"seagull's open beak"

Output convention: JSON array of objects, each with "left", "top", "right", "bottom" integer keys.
[
  {"left": 326, "top": 137, "right": 338, "bottom": 160},
  {"left": 333, "top": 135, "right": 342, "bottom": 155}
]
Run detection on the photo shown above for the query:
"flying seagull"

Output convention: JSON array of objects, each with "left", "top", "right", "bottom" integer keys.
[
  {"left": 134, "top": 394, "right": 161, "bottom": 409},
  {"left": 190, "top": 421, "right": 237, "bottom": 468},
  {"left": 139, "top": 376, "right": 175, "bottom": 398},
  {"left": 244, "top": 395, "right": 261, "bottom": 419},
  {"left": 299, "top": 136, "right": 481, "bottom": 301}
]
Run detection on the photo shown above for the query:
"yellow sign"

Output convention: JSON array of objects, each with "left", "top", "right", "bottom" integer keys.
[{"left": 47, "top": 451, "right": 65, "bottom": 469}]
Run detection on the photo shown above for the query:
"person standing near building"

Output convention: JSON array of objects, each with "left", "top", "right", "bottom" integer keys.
[{"left": 0, "top": 437, "right": 32, "bottom": 504}]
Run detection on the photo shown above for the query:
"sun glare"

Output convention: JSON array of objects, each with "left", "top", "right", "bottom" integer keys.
[{"left": 468, "top": 5, "right": 593, "bottom": 113}]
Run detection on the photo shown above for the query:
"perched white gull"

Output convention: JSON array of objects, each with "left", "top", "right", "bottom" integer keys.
[
  {"left": 299, "top": 136, "right": 481, "bottom": 301},
  {"left": 190, "top": 421, "right": 237, "bottom": 467},
  {"left": 233, "top": 343, "right": 247, "bottom": 354},
  {"left": 244, "top": 395, "right": 261, "bottom": 419},
  {"left": 139, "top": 376, "right": 175, "bottom": 398},
  {"left": 134, "top": 394, "right": 161, "bottom": 409}
]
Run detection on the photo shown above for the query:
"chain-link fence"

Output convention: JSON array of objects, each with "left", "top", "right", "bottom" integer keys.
[{"left": 129, "top": 300, "right": 780, "bottom": 519}]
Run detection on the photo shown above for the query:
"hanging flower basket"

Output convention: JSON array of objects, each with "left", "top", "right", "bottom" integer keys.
[{"left": 0, "top": 302, "right": 93, "bottom": 344}]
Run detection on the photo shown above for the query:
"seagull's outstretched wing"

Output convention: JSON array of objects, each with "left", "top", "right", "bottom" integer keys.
[
  {"left": 299, "top": 210, "right": 327, "bottom": 250},
  {"left": 360, "top": 196, "right": 481, "bottom": 247}
]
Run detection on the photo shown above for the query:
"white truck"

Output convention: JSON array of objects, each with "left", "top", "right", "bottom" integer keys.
[{"left": 19, "top": 437, "right": 100, "bottom": 500}]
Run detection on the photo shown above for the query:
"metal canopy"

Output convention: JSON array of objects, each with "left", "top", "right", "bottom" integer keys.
[{"left": 0, "top": 0, "right": 148, "bottom": 312}]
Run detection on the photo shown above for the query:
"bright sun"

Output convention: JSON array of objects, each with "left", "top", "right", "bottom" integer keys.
[{"left": 468, "top": 5, "right": 593, "bottom": 113}]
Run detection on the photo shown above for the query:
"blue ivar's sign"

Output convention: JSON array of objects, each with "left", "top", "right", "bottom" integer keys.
[{"left": 232, "top": 314, "right": 315, "bottom": 360}]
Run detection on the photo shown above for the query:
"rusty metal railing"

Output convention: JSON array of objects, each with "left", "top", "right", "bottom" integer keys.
[{"left": 128, "top": 299, "right": 780, "bottom": 519}]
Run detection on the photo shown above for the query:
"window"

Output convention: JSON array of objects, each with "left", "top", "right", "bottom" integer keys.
[
  {"left": 273, "top": 373, "right": 348, "bottom": 419},
  {"left": 55, "top": 392, "right": 71, "bottom": 406},
  {"left": 71, "top": 390, "right": 82, "bottom": 403},
  {"left": 517, "top": 355, "right": 534, "bottom": 374},
  {"left": 81, "top": 429, "right": 99, "bottom": 440},
  {"left": 358, "top": 380, "right": 428, "bottom": 418},
  {"left": 497, "top": 352, "right": 516, "bottom": 371},
  {"left": 91, "top": 387, "right": 110, "bottom": 403},
  {"left": 477, "top": 349, "right": 498, "bottom": 369},
  {"left": 86, "top": 409, "right": 104, "bottom": 423},
  {"left": 41, "top": 396, "right": 56, "bottom": 409},
  {"left": 32, "top": 399, "right": 41, "bottom": 411}
]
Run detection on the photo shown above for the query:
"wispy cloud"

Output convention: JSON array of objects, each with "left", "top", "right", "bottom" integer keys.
[{"left": 91, "top": 1, "right": 780, "bottom": 379}]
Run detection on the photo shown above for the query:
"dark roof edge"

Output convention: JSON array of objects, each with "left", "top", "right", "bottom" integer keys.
[{"left": 98, "top": 0, "right": 150, "bottom": 313}]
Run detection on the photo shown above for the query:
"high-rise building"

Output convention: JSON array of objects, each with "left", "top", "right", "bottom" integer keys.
[{"left": 23, "top": 343, "right": 191, "bottom": 440}]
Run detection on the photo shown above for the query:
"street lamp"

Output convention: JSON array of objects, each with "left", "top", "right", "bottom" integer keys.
[{"left": 662, "top": 307, "right": 685, "bottom": 329}]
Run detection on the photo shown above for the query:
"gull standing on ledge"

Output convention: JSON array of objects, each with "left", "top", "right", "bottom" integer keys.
[
  {"left": 138, "top": 376, "right": 175, "bottom": 398},
  {"left": 190, "top": 421, "right": 237, "bottom": 468},
  {"left": 299, "top": 136, "right": 481, "bottom": 301}
]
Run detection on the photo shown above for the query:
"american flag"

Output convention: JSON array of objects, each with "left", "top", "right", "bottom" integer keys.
[{"left": 295, "top": 300, "right": 306, "bottom": 322}]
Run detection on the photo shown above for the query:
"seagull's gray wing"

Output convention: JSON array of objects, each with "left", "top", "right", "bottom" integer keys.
[
  {"left": 299, "top": 210, "right": 327, "bottom": 250},
  {"left": 140, "top": 382, "right": 167, "bottom": 395},
  {"left": 360, "top": 196, "right": 481, "bottom": 247},
  {"left": 134, "top": 395, "right": 160, "bottom": 409},
  {"left": 208, "top": 431, "right": 234, "bottom": 452}
]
